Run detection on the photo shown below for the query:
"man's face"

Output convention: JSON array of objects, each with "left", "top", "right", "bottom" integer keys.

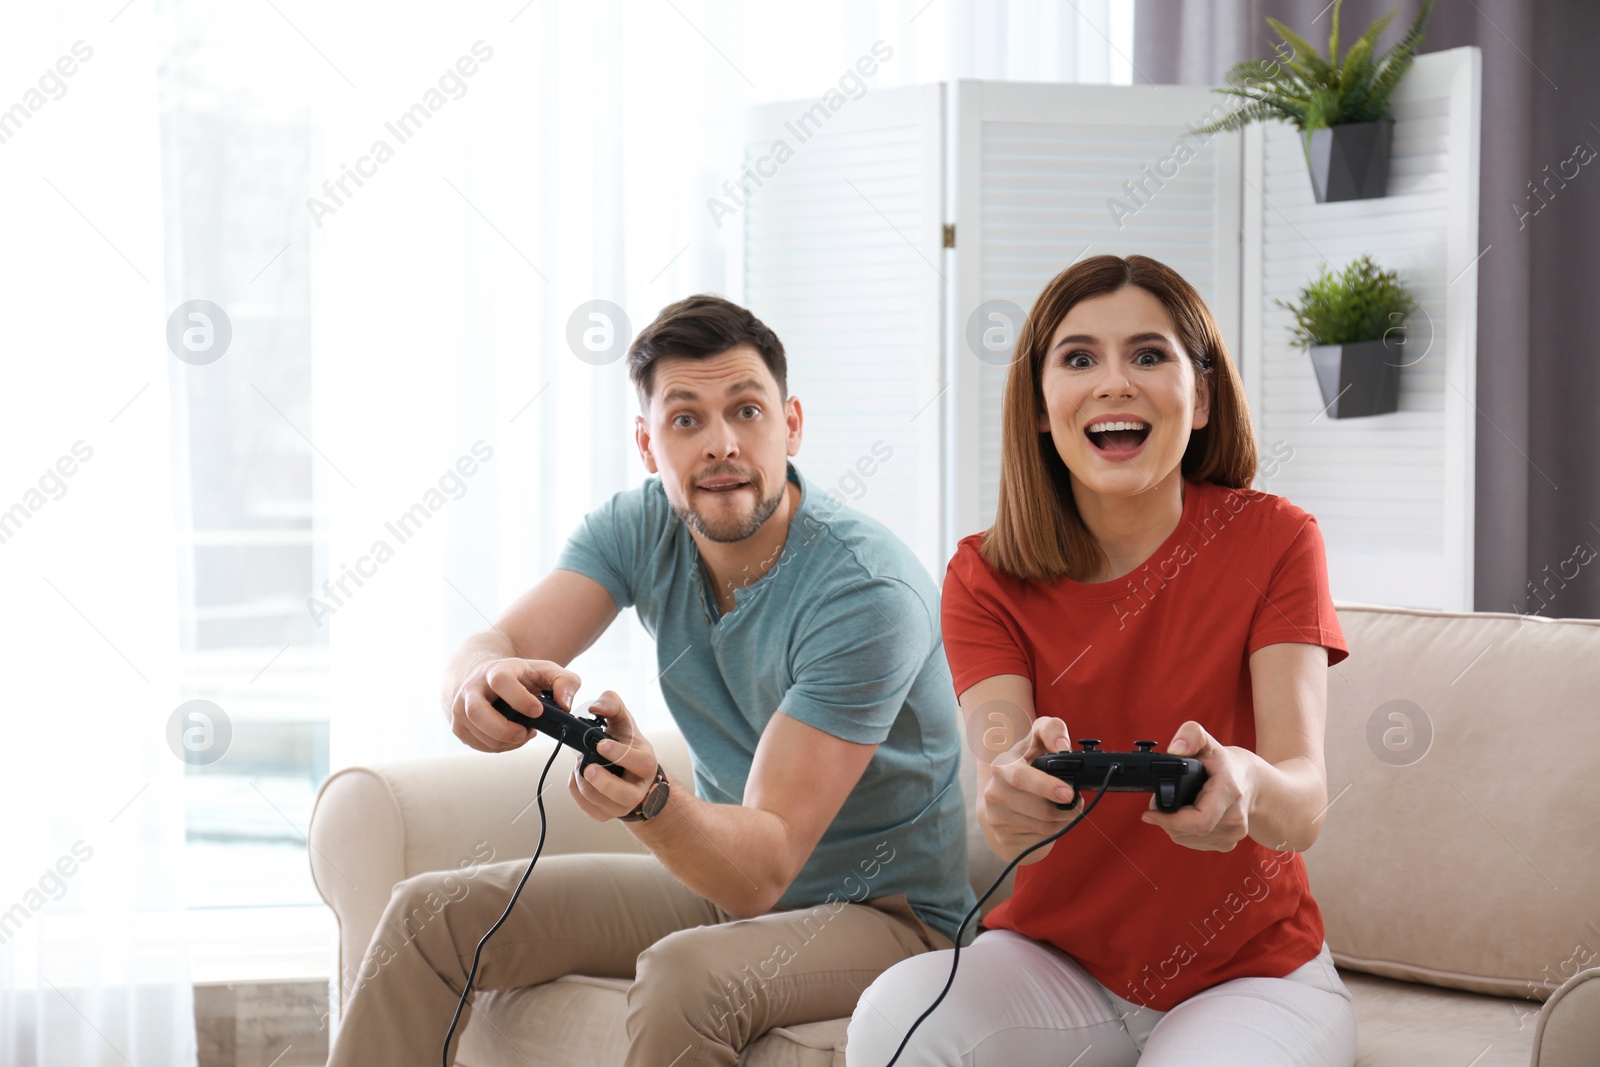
[{"left": 636, "top": 345, "right": 801, "bottom": 543}]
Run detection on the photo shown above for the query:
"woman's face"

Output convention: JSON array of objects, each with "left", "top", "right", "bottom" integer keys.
[{"left": 1035, "top": 285, "right": 1210, "bottom": 501}]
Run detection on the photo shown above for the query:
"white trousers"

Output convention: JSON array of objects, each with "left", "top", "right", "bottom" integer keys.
[{"left": 845, "top": 929, "right": 1358, "bottom": 1067}]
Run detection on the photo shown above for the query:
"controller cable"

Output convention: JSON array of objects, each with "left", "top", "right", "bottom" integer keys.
[
  {"left": 440, "top": 739, "right": 564, "bottom": 1067},
  {"left": 883, "top": 763, "right": 1119, "bottom": 1067}
]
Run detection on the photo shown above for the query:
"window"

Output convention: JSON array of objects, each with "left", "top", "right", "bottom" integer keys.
[{"left": 160, "top": 0, "right": 330, "bottom": 979}]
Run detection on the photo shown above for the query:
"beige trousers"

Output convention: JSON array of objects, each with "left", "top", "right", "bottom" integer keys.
[{"left": 326, "top": 852, "right": 951, "bottom": 1067}]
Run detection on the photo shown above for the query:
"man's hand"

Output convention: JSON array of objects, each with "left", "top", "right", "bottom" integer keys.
[
  {"left": 1140, "top": 721, "right": 1253, "bottom": 852},
  {"left": 568, "top": 690, "right": 661, "bottom": 821},
  {"left": 979, "top": 714, "right": 1080, "bottom": 864},
  {"left": 447, "top": 657, "right": 582, "bottom": 753}
]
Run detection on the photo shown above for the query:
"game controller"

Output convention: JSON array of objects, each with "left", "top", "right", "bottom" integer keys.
[
  {"left": 491, "top": 689, "right": 624, "bottom": 776},
  {"left": 1032, "top": 739, "right": 1207, "bottom": 813}
]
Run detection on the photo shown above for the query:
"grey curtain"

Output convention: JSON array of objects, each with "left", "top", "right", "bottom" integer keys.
[{"left": 1134, "top": 0, "right": 1600, "bottom": 619}]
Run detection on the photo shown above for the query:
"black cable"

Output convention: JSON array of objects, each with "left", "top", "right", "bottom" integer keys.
[
  {"left": 441, "top": 740, "right": 564, "bottom": 1067},
  {"left": 883, "top": 763, "right": 1119, "bottom": 1067}
]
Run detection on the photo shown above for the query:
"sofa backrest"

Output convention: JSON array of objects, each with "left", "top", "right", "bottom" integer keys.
[
  {"left": 314, "top": 605, "right": 1596, "bottom": 1006},
  {"left": 1305, "top": 602, "right": 1600, "bottom": 999}
]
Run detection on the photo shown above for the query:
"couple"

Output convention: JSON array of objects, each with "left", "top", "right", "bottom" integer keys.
[{"left": 326, "top": 254, "right": 1358, "bottom": 1067}]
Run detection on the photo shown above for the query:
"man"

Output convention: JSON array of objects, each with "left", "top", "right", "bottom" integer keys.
[{"left": 326, "top": 294, "right": 974, "bottom": 1067}]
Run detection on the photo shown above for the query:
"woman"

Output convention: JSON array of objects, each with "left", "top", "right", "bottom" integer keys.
[{"left": 846, "top": 255, "right": 1357, "bottom": 1066}]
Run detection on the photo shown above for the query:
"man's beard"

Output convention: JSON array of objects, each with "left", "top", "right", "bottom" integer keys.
[{"left": 671, "top": 477, "right": 786, "bottom": 543}]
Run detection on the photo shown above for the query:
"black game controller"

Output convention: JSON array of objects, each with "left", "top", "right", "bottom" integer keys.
[
  {"left": 491, "top": 689, "right": 624, "bottom": 776},
  {"left": 1032, "top": 740, "right": 1207, "bottom": 813}
]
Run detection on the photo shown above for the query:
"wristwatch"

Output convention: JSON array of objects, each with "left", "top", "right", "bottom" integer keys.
[{"left": 620, "top": 764, "right": 670, "bottom": 823}]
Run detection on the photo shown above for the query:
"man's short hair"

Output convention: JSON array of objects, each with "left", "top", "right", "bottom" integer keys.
[{"left": 627, "top": 294, "right": 787, "bottom": 409}]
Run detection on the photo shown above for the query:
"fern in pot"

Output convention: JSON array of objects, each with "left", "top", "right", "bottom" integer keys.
[
  {"left": 1277, "top": 255, "right": 1419, "bottom": 418},
  {"left": 1194, "top": 0, "right": 1434, "bottom": 202}
]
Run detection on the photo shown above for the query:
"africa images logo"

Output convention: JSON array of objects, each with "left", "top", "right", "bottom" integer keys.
[{"left": 705, "top": 41, "right": 893, "bottom": 228}]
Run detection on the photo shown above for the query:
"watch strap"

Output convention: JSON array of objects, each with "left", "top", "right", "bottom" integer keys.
[{"left": 619, "top": 764, "right": 669, "bottom": 823}]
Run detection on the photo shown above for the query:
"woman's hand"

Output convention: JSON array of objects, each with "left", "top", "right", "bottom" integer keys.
[
  {"left": 1141, "top": 721, "right": 1255, "bottom": 851},
  {"left": 979, "top": 715, "right": 1082, "bottom": 864}
]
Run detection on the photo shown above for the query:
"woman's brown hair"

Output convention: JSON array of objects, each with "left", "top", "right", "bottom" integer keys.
[{"left": 982, "top": 254, "right": 1257, "bottom": 583}]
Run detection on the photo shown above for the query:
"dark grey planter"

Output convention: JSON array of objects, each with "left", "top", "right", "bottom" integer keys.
[
  {"left": 1308, "top": 338, "right": 1401, "bottom": 418},
  {"left": 1307, "top": 119, "right": 1394, "bottom": 203}
]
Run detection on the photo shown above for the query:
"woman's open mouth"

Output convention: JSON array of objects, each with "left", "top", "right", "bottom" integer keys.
[{"left": 1084, "top": 421, "right": 1152, "bottom": 461}]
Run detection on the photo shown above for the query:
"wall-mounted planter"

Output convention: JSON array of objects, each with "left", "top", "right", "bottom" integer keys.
[
  {"left": 1307, "top": 118, "right": 1394, "bottom": 202},
  {"left": 1308, "top": 338, "right": 1401, "bottom": 418}
]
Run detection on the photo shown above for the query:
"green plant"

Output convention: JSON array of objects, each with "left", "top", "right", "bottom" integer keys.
[
  {"left": 1193, "top": 0, "right": 1434, "bottom": 147},
  {"left": 1276, "top": 255, "right": 1419, "bottom": 348}
]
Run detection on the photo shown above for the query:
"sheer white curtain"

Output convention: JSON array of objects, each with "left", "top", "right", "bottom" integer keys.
[
  {"left": 0, "top": 6, "right": 195, "bottom": 1066},
  {"left": 308, "top": 0, "right": 1132, "bottom": 769},
  {"left": 0, "top": 1, "right": 1126, "bottom": 1056}
]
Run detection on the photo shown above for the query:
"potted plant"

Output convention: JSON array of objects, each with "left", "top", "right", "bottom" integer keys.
[
  {"left": 1194, "top": 0, "right": 1434, "bottom": 202},
  {"left": 1276, "top": 254, "right": 1419, "bottom": 418}
]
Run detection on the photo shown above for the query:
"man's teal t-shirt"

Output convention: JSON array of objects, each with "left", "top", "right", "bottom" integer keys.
[{"left": 555, "top": 461, "right": 975, "bottom": 943}]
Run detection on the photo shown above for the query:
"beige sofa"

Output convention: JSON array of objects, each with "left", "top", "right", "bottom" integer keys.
[{"left": 310, "top": 602, "right": 1600, "bottom": 1066}]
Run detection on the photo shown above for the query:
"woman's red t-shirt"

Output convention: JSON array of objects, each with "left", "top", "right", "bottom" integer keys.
[{"left": 942, "top": 478, "right": 1349, "bottom": 1011}]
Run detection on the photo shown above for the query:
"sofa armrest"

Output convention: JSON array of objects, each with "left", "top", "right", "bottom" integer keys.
[
  {"left": 1533, "top": 966, "right": 1600, "bottom": 1067},
  {"left": 308, "top": 731, "right": 692, "bottom": 1005}
]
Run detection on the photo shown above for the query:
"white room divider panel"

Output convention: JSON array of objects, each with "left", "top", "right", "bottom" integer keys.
[
  {"left": 945, "top": 80, "right": 1241, "bottom": 552},
  {"left": 737, "top": 53, "right": 1480, "bottom": 606},
  {"left": 1240, "top": 47, "right": 1482, "bottom": 611},
  {"left": 733, "top": 84, "right": 946, "bottom": 580}
]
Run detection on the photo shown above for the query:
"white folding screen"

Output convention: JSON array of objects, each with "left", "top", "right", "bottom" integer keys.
[
  {"left": 733, "top": 84, "right": 946, "bottom": 580},
  {"left": 738, "top": 53, "right": 1480, "bottom": 608},
  {"left": 1241, "top": 47, "right": 1481, "bottom": 611},
  {"left": 945, "top": 80, "right": 1241, "bottom": 549}
]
